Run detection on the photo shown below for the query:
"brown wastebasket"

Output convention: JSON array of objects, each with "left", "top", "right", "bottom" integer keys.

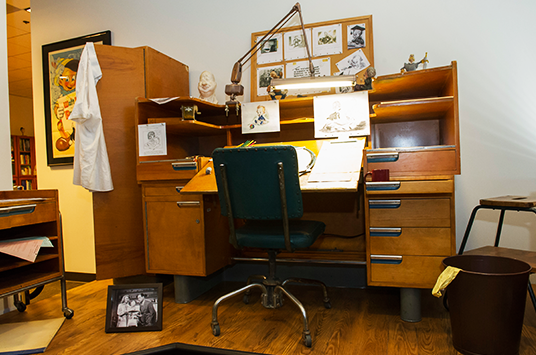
[{"left": 443, "top": 255, "right": 531, "bottom": 355}]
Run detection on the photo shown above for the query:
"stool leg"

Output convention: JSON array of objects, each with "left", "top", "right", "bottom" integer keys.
[
  {"left": 458, "top": 206, "right": 482, "bottom": 254},
  {"left": 528, "top": 281, "right": 536, "bottom": 313},
  {"left": 494, "top": 209, "right": 506, "bottom": 247}
]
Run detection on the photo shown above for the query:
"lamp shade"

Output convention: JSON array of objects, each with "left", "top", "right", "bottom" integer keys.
[{"left": 271, "top": 75, "right": 355, "bottom": 90}]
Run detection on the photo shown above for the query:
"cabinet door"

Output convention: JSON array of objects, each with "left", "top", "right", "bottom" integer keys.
[{"left": 145, "top": 197, "right": 206, "bottom": 275}]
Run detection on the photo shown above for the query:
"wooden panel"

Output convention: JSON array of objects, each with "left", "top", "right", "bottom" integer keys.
[
  {"left": 365, "top": 179, "right": 453, "bottom": 195},
  {"left": 370, "top": 227, "right": 451, "bottom": 255},
  {"left": 202, "top": 195, "right": 233, "bottom": 275},
  {"left": 0, "top": 200, "right": 56, "bottom": 230},
  {"left": 369, "top": 198, "right": 451, "bottom": 227},
  {"left": 364, "top": 148, "right": 459, "bottom": 177},
  {"left": 143, "top": 46, "right": 189, "bottom": 98},
  {"left": 93, "top": 45, "right": 146, "bottom": 280},
  {"left": 369, "top": 255, "right": 445, "bottom": 288}
]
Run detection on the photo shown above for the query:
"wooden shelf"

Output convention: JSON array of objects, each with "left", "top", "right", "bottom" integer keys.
[
  {"left": 372, "top": 97, "right": 454, "bottom": 123},
  {"left": 0, "top": 254, "right": 60, "bottom": 273}
]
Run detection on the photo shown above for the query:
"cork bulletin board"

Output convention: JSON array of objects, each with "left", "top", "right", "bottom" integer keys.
[{"left": 250, "top": 15, "right": 374, "bottom": 102}]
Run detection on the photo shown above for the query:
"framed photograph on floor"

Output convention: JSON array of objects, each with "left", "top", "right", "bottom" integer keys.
[
  {"left": 42, "top": 30, "right": 111, "bottom": 166},
  {"left": 105, "top": 283, "right": 163, "bottom": 333}
]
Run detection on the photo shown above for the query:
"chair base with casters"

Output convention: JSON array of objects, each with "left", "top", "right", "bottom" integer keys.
[
  {"left": 211, "top": 250, "right": 331, "bottom": 347},
  {"left": 458, "top": 195, "right": 536, "bottom": 312},
  {"left": 211, "top": 145, "right": 330, "bottom": 347}
]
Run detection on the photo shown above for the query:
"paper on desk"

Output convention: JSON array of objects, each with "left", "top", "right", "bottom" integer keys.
[
  {"left": 0, "top": 238, "right": 45, "bottom": 262},
  {"left": 308, "top": 138, "right": 365, "bottom": 182}
]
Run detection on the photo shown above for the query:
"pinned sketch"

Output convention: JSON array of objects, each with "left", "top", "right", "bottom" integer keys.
[
  {"left": 138, "top": 123, "right": 167, "bottom": 156},
  {"left": 312, "top": 24, "right": 342, "bottom": 57},
  {"left": 256, "top": 34, "right": 283, "bottom": 65},
  {"left": 347, "top": 23, "right": 366, "bottom": 49},
  {"left": 336, "top": 49, "right": 370, "bottom": 75},
  {"left": 284, "top": 28, "right": 312, "bottom": 61},
  {"left": 242, "top": 100, "right": 280, "bottom": 134},
  {"left": 314, "top": 92, "right": 370, "bottom": 138},
  {"left": 285, "top": 58, "right": 331, "bottom": 96},
  {"left": 257, "top": 65, "right": 284, "bottom": 97}
]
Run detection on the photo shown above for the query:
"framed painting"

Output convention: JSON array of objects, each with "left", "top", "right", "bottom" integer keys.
[
  {"left": 42, "top": 30, "right": 111, "bottom": 166},
  {"left": 105, "top": 283, "right": 163, "bottom": 333}
]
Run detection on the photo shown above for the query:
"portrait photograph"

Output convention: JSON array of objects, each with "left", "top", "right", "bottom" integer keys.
[
  {"left": 347, "top": 23, "right": 366, "bottom": 49},
  {"left": 105, "top": 283, "right": 163, "bottom": 333},
  {"left": 42, "top": 30, "right": 111, "bottom": 166}
]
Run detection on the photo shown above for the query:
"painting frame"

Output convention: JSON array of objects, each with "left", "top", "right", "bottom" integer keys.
[
  {"left": 105, "top": 283, "right": 163, "bottom": 333},
  {"left": 42, "top": 30, "right": 111, "bottom": 166}
]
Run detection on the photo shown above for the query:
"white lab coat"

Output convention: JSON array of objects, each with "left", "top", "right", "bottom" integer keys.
[{"left": 69, "top": 42, "right": 114, "bottom": 192}]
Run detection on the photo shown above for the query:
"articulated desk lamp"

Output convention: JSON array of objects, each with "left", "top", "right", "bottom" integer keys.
[{"left": 224, "top": 2, "right": 356, "bottom": 111}]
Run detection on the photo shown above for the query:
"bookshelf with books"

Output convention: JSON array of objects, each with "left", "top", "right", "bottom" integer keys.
[{"left": 11, "top": 135, "right": 37, "bottom": 190}]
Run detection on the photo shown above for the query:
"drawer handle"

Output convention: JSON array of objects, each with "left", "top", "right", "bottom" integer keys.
[
  {"left": 171, "top": 161, "right": 197, "bottom": 171},
  {"left": 371, "top": 255, "right": 403, "bottom": 264},
  {"left": 366, "top": 152, "right": 399, "bottom": 163},
  {"left": 368, "top": 199, "right": 401, "bottom": 209},
  {"left": 370, "top": 227, "right": 402, "bottom": 237},
  {"left": 0, "top": 204, "right": 37, "bottom": 217},
  {"left": 366, "top": 182, "right": 401, "bottom": 191},
  {"left": 175, "top": 186, "right": 184, "bottom": 193},
  {"left": 177, "top": 201, "right": 201, "bottom": 207}
]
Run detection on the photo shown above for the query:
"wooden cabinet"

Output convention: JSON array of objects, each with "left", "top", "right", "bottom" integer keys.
[
  {"left": 0, "top": 190, "right": 71, "bottom": 316},
  {"left": 142, "top": 183, "right": 230, "bottom": 276},
  {"left": 91, "top": 45, "right": 189, "bottom": 280},
  {"left": 11, "top": 136, "right": 37, "bottom": 190},
  {"left": 364, "top": 62, "right": 459, "bottom": 289}
]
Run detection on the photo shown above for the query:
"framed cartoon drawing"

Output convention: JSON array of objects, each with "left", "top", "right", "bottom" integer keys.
[{"left": 42, "top": 30, "right": 111, "bottom": 166}]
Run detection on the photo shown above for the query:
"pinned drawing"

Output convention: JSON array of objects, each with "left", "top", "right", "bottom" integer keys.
[
  {"left": 314, "top": 92, "right": 370, "bottom": 138},
  {"left": 241, "top": 100, "right": 280, "bottom": 134}
]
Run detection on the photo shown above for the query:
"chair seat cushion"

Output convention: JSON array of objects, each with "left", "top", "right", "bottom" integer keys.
[{"left": 236, "top": 220, "right": 326, "bottom": 250}]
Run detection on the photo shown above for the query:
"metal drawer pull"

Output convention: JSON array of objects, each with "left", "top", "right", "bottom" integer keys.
[
  {"left": 371, "top": 255, "right": 403, "bottom": 264},
  {"left": 368, "top": 199, "right": 401, "bottom": 209},
  {"left": 366, "top": 182, "right": 401, "bottom": 191},
  {"left": 171, "top": 160, "right": 197, "bottom": 171},
  {"left": 366, "top": 152, "right": 399, "bottom": 163},
  {"left": 370, "top": 227, "right": 402, "bottom": 237},
  {"left": 177, "top": 201, "right": 201, "bottom": 207},
  {"left": 0, "top": 204, "right": 37, "bottom": 217},
  {"left": 175, "top": 186, "right": 184, "bottom": 193}
]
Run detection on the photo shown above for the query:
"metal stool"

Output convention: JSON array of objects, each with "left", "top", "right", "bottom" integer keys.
[{"left": 458, "top": 195, "right": 536, "bottom": 312}]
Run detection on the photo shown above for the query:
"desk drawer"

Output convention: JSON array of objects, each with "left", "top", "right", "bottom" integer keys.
[
  {"left": 365, "top": 180, "right": 453, "bottom": 195},
  {"left": 368, "top": 198, "right": 451, "bottom": 227},
  {"left": 369, "top": 255, "right": 445, "bottom": 288},
  {"left": 0, "top": 201, "right": 57, "bottom": 229},
  {"left": 369, "top": 227, "right": 451, "bottom": 255},
  {"left": 364, "top": 148, "right": 459, "bottom": 177},
  {"left": 144, "top": 183, "right": 190, "bottom": 197}
]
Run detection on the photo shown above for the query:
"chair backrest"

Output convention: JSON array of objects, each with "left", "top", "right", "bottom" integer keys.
[{"left": 212, "top": 145, "right": 303, "bottom": 220}]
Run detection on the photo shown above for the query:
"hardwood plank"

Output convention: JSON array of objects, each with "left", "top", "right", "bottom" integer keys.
[{"left": 2, "top": 279, "right": 536, "bottom": 354}]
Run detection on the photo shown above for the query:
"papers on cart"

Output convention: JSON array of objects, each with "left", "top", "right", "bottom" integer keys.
[{"left": 0, "top": 237, "right": 53, "bottom": 262}]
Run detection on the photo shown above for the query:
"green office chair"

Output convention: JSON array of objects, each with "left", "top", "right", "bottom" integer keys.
[{"left": 211, "top": 145, "right": 330, "bottom": 347}]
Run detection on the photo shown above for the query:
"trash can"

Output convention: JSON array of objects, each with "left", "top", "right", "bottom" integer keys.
[{"left": 443, "top": 255, "right": 531, "bottom": 355}]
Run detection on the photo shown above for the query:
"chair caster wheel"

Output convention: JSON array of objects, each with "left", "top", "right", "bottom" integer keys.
[
  {"left": 324, "top": 301, "right": 331, "bottom": 309},
  {"left": 63, "top": 308, "right": 74, "bottom": 319},
  {"left": 15, "top": 301, "right": 26, "bottom": 312},
  {"left": 211, "top": 323, "right": 220, "bottom": 336},
  {"left": 303, "top": 334, "right": 312, "bottom": 347}
]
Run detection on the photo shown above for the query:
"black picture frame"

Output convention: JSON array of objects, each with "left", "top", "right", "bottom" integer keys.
[
  {"left": 105, "top": 283, "right": 163, "bottom": 333},
  {"left": 42, "top": 30, "right": 112, "bottom": 166}
]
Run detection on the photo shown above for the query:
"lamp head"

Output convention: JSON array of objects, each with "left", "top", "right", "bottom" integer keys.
[{"left": 225, "top": 62, "right": 244, "bottom": 103}]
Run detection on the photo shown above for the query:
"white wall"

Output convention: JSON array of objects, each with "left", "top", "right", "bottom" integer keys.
[
  {"left": 28, "top": 0, "right": 536, "bottom": 273},
  {"left": 0, "top": 4, "right": 12, "bottom": 191}
]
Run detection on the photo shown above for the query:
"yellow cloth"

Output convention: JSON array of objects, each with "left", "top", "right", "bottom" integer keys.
[{"left": 432, "top": 266, "right": 462, "bottom": 297}]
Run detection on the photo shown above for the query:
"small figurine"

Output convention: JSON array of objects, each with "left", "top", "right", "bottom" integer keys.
[
  {"left": 354, "top": 66, "right": 376, "bottom": 91},
  {"left": 198, "top": 71, "right": 218, "bottom": 104},
  {"left": 400, "top": 53, "right": 429, "bottom": 73},
  {"left": 267, "top": 70, "right": 288, "bottom": 100}
]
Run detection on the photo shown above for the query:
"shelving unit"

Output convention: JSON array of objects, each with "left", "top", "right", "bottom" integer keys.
[
  {"left": 0, "top": 189, "right": 73, "bottom": 318},
  {"left": 11, "top": 135, "right": 37, "bottom": 190}
]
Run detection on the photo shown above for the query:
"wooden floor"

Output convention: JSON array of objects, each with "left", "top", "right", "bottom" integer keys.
[{"left": 2, "top": 279, "right": 536, "bottom": 355}]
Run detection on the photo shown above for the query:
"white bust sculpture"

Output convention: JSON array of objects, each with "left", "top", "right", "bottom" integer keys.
[{"left": 198, "top": 71, "right": 218, "bottom": 104}]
